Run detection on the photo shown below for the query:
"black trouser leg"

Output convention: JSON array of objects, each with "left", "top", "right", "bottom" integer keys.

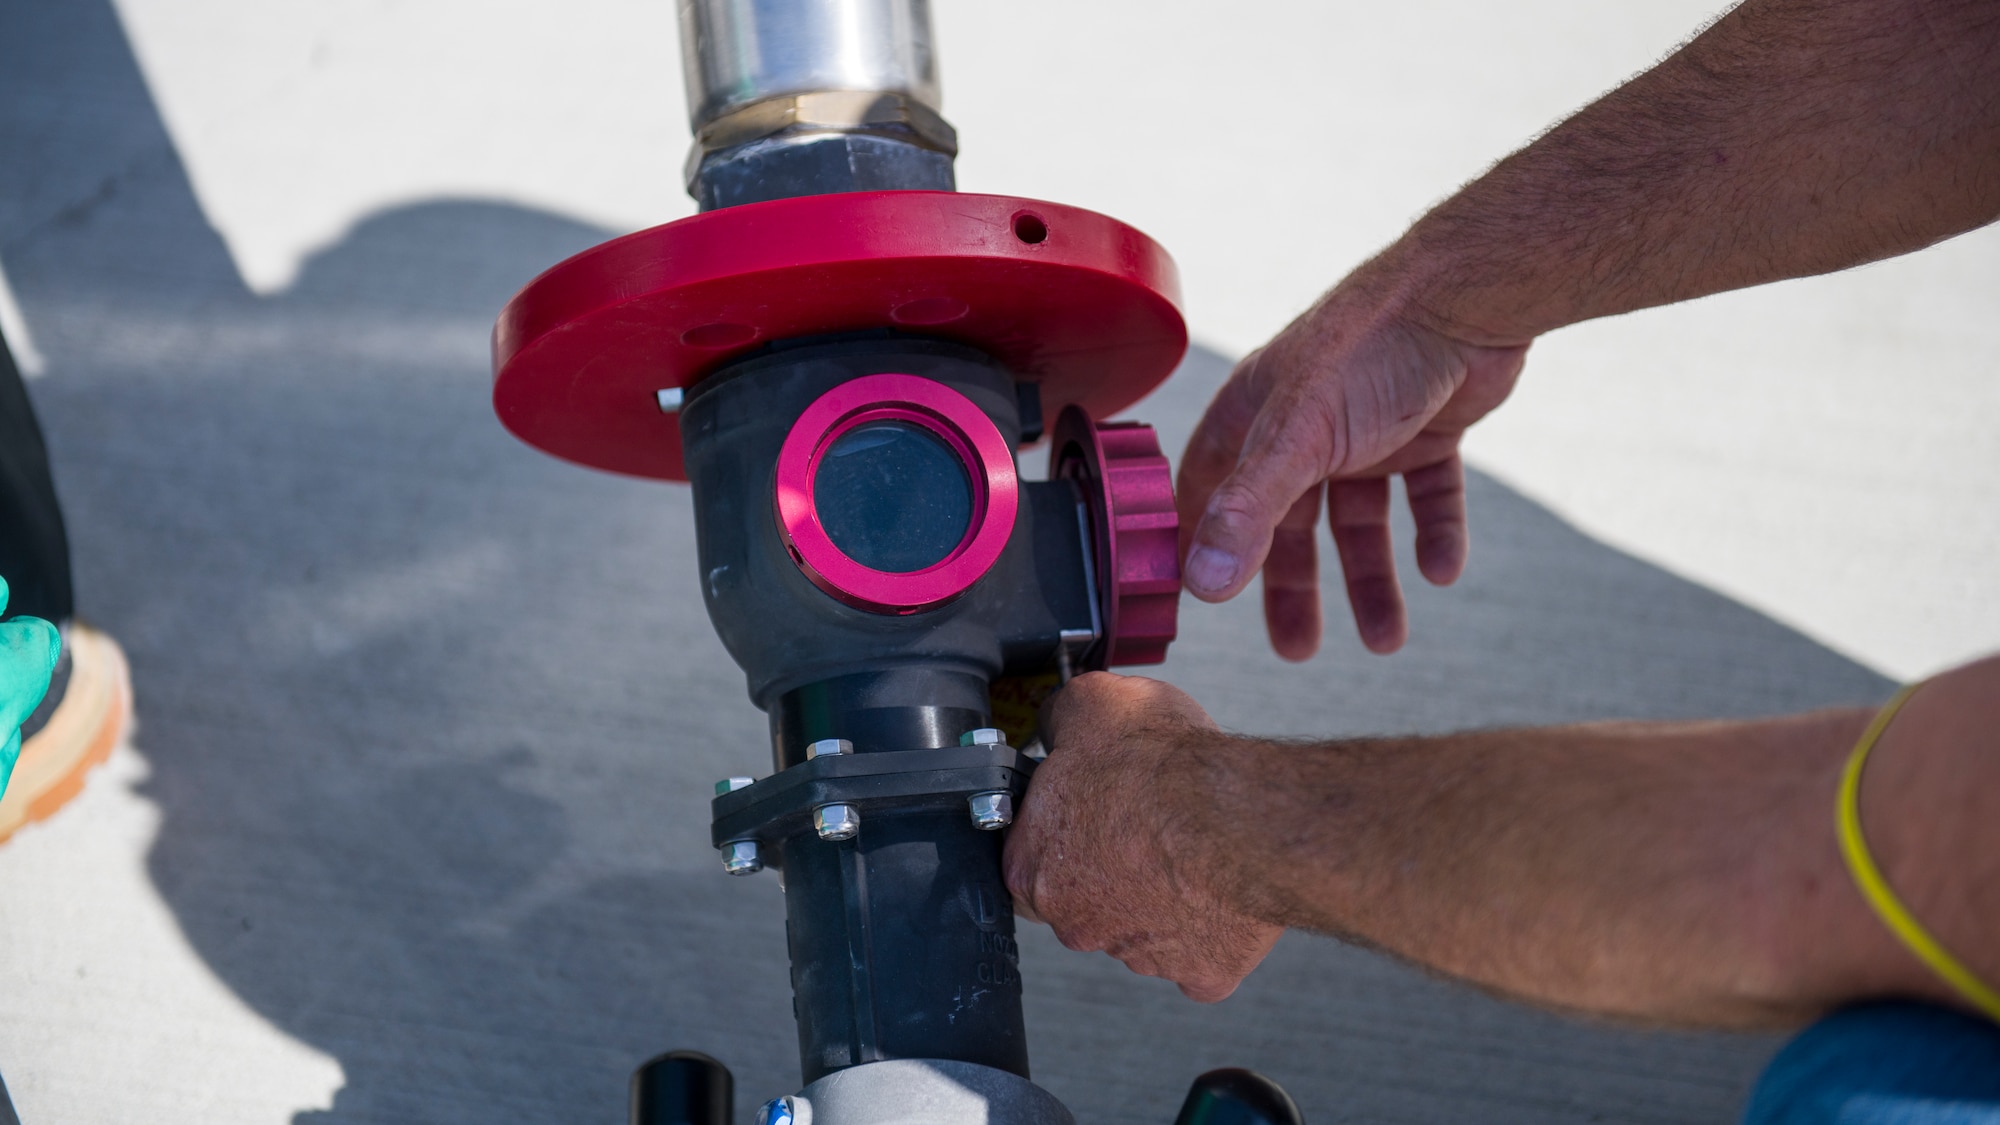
[{"left": 0, "top": 324, "right": 73, "bottom": 623}]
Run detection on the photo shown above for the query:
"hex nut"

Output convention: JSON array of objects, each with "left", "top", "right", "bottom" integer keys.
[
  {"left": 697, "top": 90, "right": 959, "bottom": 156},
  {"left": 814, "top": 803, "right": 861, "bottom": 841},
  {"left": 968, "top": 791, "right": 1014, "bottom": 830},
  {"left": 715, "top": 775, "right": 756, "bottom": 796},
  {"left": 807, "top": 738, "right": 854, "bottom": 760},
  {"left": 959, "top": 728, "right": 1007, "bottom": 747},
  {"left": 721, "top": 840, "right": 763, "bottom": 876}
]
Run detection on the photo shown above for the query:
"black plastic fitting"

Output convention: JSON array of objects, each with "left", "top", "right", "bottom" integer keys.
[
  {"left": 631, "top": 1050, "right": 733, "bottom": 1125},
  {"left": 1174, "top": 1068, "right": 1307, "bottom": 1125},
  {"left": 692, "top": 132, "right": 956, "bottom": 212},
  {"left": 678, "top": 336, "right": 1095, "bottom": 768},
  {"left": 682, "top": 335, "right": 1095, "bottom": 1087}
]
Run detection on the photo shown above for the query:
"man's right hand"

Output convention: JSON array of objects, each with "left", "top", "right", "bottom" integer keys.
[
  {"left": 1002, "top": 672, "right": 1282, "bottom": 1002},
  {"left": 1177, "top": 270, "right": 1528, "bottom": 659}
]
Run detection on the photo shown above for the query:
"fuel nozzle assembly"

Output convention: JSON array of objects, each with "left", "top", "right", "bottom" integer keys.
[{"left": 491, "top": 2, "right": 1302, "bottom": 1121}]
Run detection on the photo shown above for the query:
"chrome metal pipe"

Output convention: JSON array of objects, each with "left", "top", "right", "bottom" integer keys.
[
  {"left": 677, "top": 0, "right": 943, "bottom": 132},
  {"left": 674, "top": 0, "right": 956, "bottom": 209}
]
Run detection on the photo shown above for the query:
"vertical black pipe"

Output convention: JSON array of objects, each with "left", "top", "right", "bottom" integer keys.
[{"left": 781, "top": 805, "right": 1027, "bottom": 1085}]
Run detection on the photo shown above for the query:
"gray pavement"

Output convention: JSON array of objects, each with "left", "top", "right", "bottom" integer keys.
[{"left": 0, "top": 1, "right": 1897, "bottom": 1121}]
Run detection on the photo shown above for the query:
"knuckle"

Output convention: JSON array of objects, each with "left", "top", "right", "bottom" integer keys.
[
  {"left": 1202, "top": 483, "right": 1281, "bottom": 538},
  {"left": 1000, "top": 847, "right": 1032, "bottom": 901},
  {"left": 1069, "top": 669, "right": 1117, "bottom": 692},
  {"left": 1054, "top": 924, "right": 1107, "bottom": 954}
]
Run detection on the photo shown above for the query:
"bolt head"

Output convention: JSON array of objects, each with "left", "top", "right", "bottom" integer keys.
[
  {"left": 959, "top": 727, "right": 1007, "bottom": 747},
  {"left": 715, "top": 775, "right": 755, "bottom": 796},
  {"left": 813, "top": 803, "right": 861, "bottom": 841},
  {"left": 968, "top": 791, "right": 1014, "bottom": 830},
  {"left": 807, "top": 738, "right": 854, "bottom": 759},
  {"left": 720, "top": 840, "right": 763, "bottom": 875}
]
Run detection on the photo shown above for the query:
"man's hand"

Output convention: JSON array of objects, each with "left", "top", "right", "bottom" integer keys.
[
  {"left": 1001, "top": 672, "right": 1281, "bottom": 1002},
  {"left": 1179, "top": 0, "right": 2000, "bottom": 662},
  {"left": 1178, "top": 278, "right": 1527, "bottom": 659}
]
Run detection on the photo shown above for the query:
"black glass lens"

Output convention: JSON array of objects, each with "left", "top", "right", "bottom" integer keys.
[{"left": 814, "top": 421, "right": 974, "bottom": 573}]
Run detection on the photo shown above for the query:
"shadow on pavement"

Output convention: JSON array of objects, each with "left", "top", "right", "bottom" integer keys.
[{"left": 1, "top": 2, "right": 1892, "bottom": 1121}]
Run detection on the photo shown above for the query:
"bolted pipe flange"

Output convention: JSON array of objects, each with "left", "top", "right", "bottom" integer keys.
[
  {"left": 710, "top": 742, "right": 1036, "bottom": 851},
  {"left": 968, "top": 791, "right": 1013, "bottom": 831},
  {"left": 721, "top": 840, "right": 764, "bottom": 876},
  {"left": 813, "top": 803, "right": 861, "bottom": 841}
]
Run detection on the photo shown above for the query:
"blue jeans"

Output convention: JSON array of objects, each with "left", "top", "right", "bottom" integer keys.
[{"left": 1746, "top": 1003, "right": 2000, "bottom": 1124}]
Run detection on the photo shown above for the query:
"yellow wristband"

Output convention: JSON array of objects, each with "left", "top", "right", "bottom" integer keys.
[{"left": 1836, "top": 683, "right": 2000, "bottom": 1023}]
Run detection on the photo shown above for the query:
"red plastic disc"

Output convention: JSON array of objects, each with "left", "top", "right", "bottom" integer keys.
[{"left": 492, "top": 191, "right": 1187, "bottom": 481}]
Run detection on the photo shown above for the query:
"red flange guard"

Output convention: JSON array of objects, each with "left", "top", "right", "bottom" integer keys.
[
  {"left": 492, "top": 191, "right": 1187, "bottom": 480},
  {"left": 1051, "top": 405, "right": 1180, "bottom": 667}
]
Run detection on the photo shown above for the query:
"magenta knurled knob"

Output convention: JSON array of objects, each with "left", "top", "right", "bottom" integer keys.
[{"left": 1049, "top": 405, "right": 1181, "bottom": 667}]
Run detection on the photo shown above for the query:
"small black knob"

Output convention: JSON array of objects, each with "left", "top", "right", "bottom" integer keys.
[
  {"left": 631, "top": 1050, "right": 733, "bottom": 1125},
  {"left": 1174, "top": 1067, "right": 1305, "bottom": 1125}
]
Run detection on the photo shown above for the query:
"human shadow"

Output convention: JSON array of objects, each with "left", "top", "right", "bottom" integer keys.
[{"left": 1, "top": 2, "right": 1892, "bottom": 1122}]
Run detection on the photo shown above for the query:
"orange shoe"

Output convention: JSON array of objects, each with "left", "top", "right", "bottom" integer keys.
[{"left": 0, "top": 621, "right": 130, "bottom": 843}]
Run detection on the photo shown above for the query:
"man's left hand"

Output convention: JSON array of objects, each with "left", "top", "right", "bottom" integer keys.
[{"left": 1002, "top": 672, "right": 1281, "bottom": 1002}]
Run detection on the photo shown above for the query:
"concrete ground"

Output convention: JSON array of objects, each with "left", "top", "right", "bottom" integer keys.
[{"left": 0, "top": 0, "right": 1989, "bottom": 1122}]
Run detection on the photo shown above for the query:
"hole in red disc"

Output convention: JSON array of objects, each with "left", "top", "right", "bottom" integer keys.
[
  {"left": 1012, "top": 213, "right": 1048, "bottom": 244},
  {"left": 681, "top": 322, "right": 757, "bottom": 349},
  {"left": 891, "top": 296, "right": 971, "bottom": 326}
]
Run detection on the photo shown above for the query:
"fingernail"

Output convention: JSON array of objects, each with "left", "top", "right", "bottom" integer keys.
[{"left": 1184, "top": 546, "right": 1239, "bottom": 594}]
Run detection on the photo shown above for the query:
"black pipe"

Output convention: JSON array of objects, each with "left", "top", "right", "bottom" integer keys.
[
  {"left": 782, "top": 802, "right": 1027, "bottom": 1085},
  {"left": 631, "top": 1051, "right": 733, "bottom": 1125}
]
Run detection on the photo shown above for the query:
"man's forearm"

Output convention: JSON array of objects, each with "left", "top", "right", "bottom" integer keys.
[
  {"left": 1186, "top": 659, "right": 2000, "bottom": 1026},
  {"left": 1379, "top": 0, "right": 2000, "bottom": 344}
]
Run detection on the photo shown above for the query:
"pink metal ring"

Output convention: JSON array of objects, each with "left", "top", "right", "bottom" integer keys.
[
  {"left": 775, "top": 373, "right": 1019, "bottom": 615},
  {"left": 1050, "top": 405, "right": 1179, "bottom": 666}
]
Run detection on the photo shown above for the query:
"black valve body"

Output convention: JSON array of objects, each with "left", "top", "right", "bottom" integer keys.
[{"left": 681, "top": 335, "right": 1095, "bottom": 1084}]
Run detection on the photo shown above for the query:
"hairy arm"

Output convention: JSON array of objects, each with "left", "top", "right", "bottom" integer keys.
[
  {"left": 1403, "top": 0, "right": 2000, "bottom": 342},
  {"left": 1006, "top": 656, "right": 2000, "bottom": 1024},
  {"left": 1180, "top": 0, "right": 2000, "bottom": 654}
]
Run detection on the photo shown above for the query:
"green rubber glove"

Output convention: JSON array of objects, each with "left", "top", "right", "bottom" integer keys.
[{"left": 0, "top": 575, "right": 62, "bottom": 804}]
